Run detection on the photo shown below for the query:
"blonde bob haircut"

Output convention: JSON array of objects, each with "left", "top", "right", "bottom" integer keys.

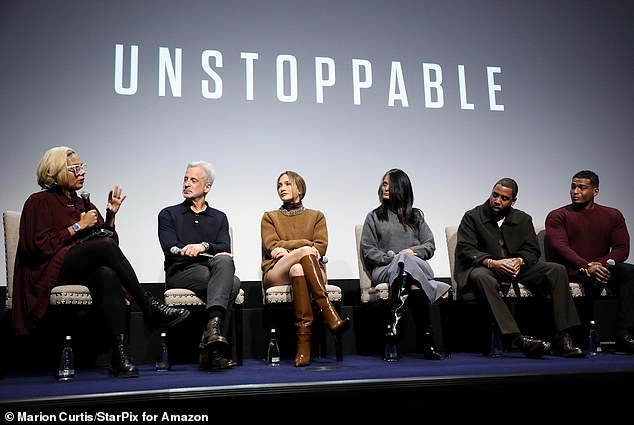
[
  {"left": 278, "top": 170, "right": 306, "bottom": 201},
  {"left": 36, "top": 146, "right": 76, "bottom": 189}
]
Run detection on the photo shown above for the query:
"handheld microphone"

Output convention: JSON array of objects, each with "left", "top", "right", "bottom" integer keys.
[
  {"left": 78, "top": 191, "right": 99, "bottom": 238},
  {"left": 606, "top": 259, "right": 616, "bottom": 268},
  {"left": 80, "top": 191, "right": 91, "bottom": 212},
  {"left": 170, "top": 246, "right": 214, "bottom": 258}
]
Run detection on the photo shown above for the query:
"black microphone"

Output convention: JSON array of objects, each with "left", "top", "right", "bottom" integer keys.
[
  {"left": 80, "top": 191, "right": 91, "bottom": 212},
  {"left": 170, "top": 246, "right": 214, "bottom": 258}
]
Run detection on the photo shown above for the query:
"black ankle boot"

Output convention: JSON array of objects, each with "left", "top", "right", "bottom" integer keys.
[
  {"left": 408, "top": 289, "right": 441, "bottom": 360},
  {"left": 143, "top": 292, "right": 190, "bottom": 329},
  {"left": 111, "top": 334, "right": 139, "bottom": 378},
  {"left": 421, "top": 331, "right": 442, "bottom": 360},
  {"left": 200, "top": 317, "right": 229, "bottom": 352}
]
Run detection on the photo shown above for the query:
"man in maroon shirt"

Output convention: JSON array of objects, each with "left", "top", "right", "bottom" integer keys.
[{"left": 546, "top": 170, "right": 634, "bottom": 354}]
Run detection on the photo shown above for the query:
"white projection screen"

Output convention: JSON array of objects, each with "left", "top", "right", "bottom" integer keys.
[{"left": 1, "top": 0, "right": 633, "bottom": 285}]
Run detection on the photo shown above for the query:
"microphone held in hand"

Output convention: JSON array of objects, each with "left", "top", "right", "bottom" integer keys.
[
  {"left": 78, "top": 191, "right": 99, "bottom": 239},
  {"left": 80, "top": 191, "right": 91, "bottom": 212},
  {"left": 170, "top": 246, "right": 214, "bottom": 258}
]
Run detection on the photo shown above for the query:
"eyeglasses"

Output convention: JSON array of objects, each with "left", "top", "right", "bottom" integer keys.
[{"left": 66, "top": 163, "right": 87, "bottom": 176}]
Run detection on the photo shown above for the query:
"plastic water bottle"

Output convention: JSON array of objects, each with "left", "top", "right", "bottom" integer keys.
[
  {"left": 155, "top": 332, "right": 170, "bottom": 371},
  {"left": 267, "top": 328, "right": 280, "bottom": 366},
  {"left": 588, "top": 320, "right": 602, "bottom": 355},
  {"left": 56, "top": 335, "right": 75, "bottom": 381}
]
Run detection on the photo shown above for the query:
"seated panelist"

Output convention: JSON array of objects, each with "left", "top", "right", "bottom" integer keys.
[
  {"left": 13, "top": 146, "right": 189, "bottom": 378},
  {"left": 158, "top": 161, "right": 241, "bottom": 371},
  {"left": 261, "top": 170, "right": 349, "bottom": 367}
]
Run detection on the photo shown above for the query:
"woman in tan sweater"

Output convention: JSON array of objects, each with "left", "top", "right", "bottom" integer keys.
[{"left": 261, "top": 171, "right": 349, "bottom": 366}]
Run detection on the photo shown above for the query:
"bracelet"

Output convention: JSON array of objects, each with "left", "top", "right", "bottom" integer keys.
[{"left": 201, "top": 242, "right": 210, "bottom": 251}]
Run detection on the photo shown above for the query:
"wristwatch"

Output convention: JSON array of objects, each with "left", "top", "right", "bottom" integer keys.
[
  {"left": 201, "top": 242, "right": 210, "bottom": 251},
  {"left": 72, "top": 223, "right": 81, "bottom": 232}
]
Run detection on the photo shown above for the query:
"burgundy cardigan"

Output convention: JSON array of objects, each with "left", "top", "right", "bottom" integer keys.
[{"left": 12, "top": 188, "right": 115, "bottom": 335}]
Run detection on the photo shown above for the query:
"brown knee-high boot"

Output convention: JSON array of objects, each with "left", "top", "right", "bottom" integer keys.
[
  {"left": 291, "top": 275, "right": 313, "bottom": 367},
  {"left": 299, "top": 254, "right": 350, "bottom": 335}
]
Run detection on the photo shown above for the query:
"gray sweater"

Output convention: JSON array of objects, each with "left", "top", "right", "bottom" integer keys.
[{"left": 361, "top": 208, "right": 436, "bottom": 272}]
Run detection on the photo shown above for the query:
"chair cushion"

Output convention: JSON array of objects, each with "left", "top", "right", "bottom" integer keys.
[
  {"left": 264, "top": 284, "right": 342, "bottom": 304},
  {"left": 374, "top": 283, "right": 390, "bottom": 301},
  {"left": 164, "top": 288, "right": 244, "bottom": 306},
  {"left": 498, "top": 283, "right": 534, "bottom": 298},
  {"left": 49, "top": 285, "right": 93, "bottom": 305}
]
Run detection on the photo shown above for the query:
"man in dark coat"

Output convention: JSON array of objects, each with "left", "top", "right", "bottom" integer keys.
[{"left": 455, "top": 178, "right": 584, "bottom": 359}]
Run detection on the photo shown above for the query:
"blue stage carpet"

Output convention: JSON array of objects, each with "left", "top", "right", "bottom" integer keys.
[{"left": 2, "top": 352, "right": 633, "bottom": 403}]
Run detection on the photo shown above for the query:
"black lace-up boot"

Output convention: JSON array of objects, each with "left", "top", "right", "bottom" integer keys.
[
  {"left": 110, "top": 334, "right": 139, "bottom": 378},
  {"left": 142, "top": 292, "right": 190, "bottom": 329}
]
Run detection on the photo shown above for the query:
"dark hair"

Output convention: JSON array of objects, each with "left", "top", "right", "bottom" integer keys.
[
  {"left": 374, "top": 168, "right": 421, "bottom": 229},
  {"left": 572, "top": 170, "right": 599, "bottom": 187},
  {"left": 494, "top": 177, "right": 518, "bottom": 198}
]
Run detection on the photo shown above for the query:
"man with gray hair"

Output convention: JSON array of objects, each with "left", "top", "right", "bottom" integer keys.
[{"left": 158, "top": 161, "right": 241, "bottom": 370}]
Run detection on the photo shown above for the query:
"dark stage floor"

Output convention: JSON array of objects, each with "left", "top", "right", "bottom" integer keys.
[{"left": 2, "top": 351, "right": 634, "bottom": 424}]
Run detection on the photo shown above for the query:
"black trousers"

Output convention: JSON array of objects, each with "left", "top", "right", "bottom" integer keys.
[
  {"left": 58, "top": 237, "right": 144, "bottom": 337},
  {"left": 575, "top": 262, "right": 634, "bottom": 330}
]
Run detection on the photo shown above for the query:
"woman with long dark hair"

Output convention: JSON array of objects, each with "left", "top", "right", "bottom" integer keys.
[{"left": 360, "top": 169, "right": 450, "bottom": 361}]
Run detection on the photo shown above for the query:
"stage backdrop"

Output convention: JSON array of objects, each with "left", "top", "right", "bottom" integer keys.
[{"left": 1, "top": 0, "right": 633, "bottom": 285}]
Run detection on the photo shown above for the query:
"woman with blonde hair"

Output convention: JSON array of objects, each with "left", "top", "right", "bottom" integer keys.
[
  {"left": 13, "top": 146, "right": 189, "bottom": 378},
  {"left": 261, "top": 171, "right": 349, "bottom": 366}
]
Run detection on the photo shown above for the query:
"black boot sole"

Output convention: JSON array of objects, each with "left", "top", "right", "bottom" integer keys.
[
  {"left": 422, "top": 351, "right": 442, "bottom": 360},
  {"left": 110, "top": 368, "right": 140, "bottom": 378}
]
